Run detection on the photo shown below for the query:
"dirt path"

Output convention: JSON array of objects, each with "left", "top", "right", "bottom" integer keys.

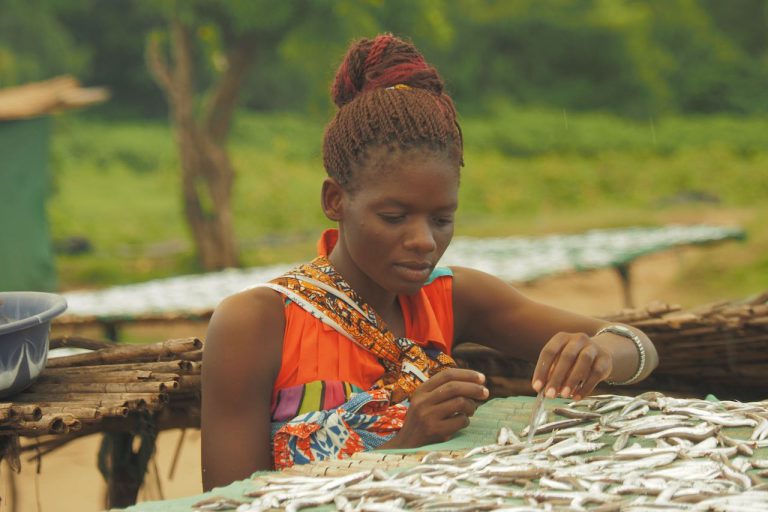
[
  {"left": 3, "top": 249, "right": 698, "bottom": 511},
  {"left": 4, "top": 430, "right": 202, "bottom": 512}
]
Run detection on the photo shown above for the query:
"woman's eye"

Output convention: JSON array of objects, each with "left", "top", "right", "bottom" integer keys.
[
  {"left": 434, "top": 216, "right": 454, "bottom": 226},
  {"left": 379, "top": 214, "right": 405, "bottom": 224}
]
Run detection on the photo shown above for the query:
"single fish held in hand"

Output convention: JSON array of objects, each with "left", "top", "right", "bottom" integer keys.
[{"left": 525, "top": 389, "right": 546, "bottom": 444}]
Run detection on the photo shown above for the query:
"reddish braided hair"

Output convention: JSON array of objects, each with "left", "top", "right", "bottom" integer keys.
[{"left": 324, "top": 34, "right": 463, "bottom": 189}]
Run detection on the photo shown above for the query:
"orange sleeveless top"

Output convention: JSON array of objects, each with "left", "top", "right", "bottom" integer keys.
[{"left": 271, "top": 229, "right": 455, "bottom": 404}]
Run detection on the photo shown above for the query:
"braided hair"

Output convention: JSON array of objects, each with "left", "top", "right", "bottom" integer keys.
[{"left": 323, "top": 34, "right": 463, "bottom": 190}]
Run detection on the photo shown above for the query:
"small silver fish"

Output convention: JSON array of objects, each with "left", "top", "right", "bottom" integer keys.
[
  {"left": 192, "top": 496, "right": 247, "bottom": 511},
  {"left": 645, "top": 422, "right": 719, "bottom": 441},
  {"left": 549, "top": 441, "right": 605, "bottom": 459}
]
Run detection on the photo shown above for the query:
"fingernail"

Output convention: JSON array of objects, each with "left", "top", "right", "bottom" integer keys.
[
  {"left": 573, "top": 395, "right": 582, "bottom": 401},
  {"left": 476, "top": 372, "right": 486, "bottom": 383},
  {"left": 532, "top": 380, "right": 542, "bottom": 392},
  {"left": 482, "top": 387, "right": 489, "bottom": 398},
  {"left": 561, "top": 386, "right": 571, "bottom": 398},
  {"left": 546, "top": 387, "right": 556, "bottom": 398}
]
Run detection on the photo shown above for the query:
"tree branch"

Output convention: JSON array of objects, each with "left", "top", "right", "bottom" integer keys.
[
  {"left": 203, "top": 34, "right": 259, "bottom": 144},
  {"left": 146, "top": 33, "right": 174, "bottom": 97},
  {"left": 170, "top": 19, "right": 196, "bottom": 127}
]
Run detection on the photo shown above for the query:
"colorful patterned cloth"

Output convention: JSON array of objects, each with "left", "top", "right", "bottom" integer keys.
[
  {"left": 260, "top": 256, "right": 457, "bottom": 469},
  {"left": 271, "top": 388, "right": 408, "bottom": 469},
  {"left": 270, "top": 380, "right": 362, "bottom": 423}
]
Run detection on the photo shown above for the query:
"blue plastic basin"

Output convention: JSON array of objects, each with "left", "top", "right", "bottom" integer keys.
[{"left": 0, "top": 292, "right": 67, "bottom": 399}]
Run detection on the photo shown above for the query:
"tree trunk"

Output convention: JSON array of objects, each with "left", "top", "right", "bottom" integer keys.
[
  {"left": 147, "top": 19, "right": 257, "bottom": 270},
  {"left": 175, "top": 112, "right": 238, "bottom": 270}
]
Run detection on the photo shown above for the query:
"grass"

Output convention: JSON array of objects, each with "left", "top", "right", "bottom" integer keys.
[{"left": 47, "top": 106, "right": 768, "bottom": 312}]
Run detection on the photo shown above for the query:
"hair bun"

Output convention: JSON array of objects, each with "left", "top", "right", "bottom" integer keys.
[{"left": 331, "top": 34, "right": 445, "bottom": 108}]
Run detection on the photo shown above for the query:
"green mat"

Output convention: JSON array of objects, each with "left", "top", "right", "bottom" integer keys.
[{"left": 119, "top": 394, "right": 767, "bottom": 511}]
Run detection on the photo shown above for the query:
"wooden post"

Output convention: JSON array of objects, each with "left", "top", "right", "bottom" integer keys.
[
  {"left": 104, "top": 321, "right": 120, "bottom": 342},
  {"left": 614, "top": 262, "right": 634, "bottom": 308},
  {"left": 99, "top": 420, "right": 157, "bottom": 509},
  {"left": 102, "top": 432, "right": 142, "bottom": 508}
]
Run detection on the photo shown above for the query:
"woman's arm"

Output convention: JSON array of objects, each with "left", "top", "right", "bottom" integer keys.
[
  {"left": 452, "top": 266, "right": 658, "bottom": 399},
  {"left": 201, "top": 287, "right": 285, "bottom": 491}
]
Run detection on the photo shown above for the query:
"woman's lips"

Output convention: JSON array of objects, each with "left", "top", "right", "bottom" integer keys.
[{"left": 393, "top": 263, "right": 432, "bottom": 282}]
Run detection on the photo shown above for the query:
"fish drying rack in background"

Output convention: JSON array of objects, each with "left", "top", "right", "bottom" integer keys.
[{"left": 455, "top": 289, "right": 768, "bottom": 401}]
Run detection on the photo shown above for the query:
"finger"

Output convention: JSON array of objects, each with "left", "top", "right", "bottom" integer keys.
[
  {"left": 531, "top": 333, "right": 569, "bottom": 392},
  {"left": 424, "top": 381, "right": 489, "bottom": 407},
  {"left": 573, "top": 357, "right": 612, "bottom": 401},
  {"left": 418, "top": 368, "right": 486, "bottom": 393},
  {"left": 560, "top": 345, "right": 599, "bottom": 398},
  {"left": 543, "top": 334, "right": 591, "bottom": 397},
  {"left": 438, "top": 412, "right": 472, "bottom": 439},
  {"left": 431, "top": 395, "right": 480, "bottom": 420}
]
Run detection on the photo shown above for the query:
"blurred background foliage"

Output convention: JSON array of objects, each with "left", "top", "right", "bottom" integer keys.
[
  {"left": 1, "top": 0, "right": 766, "bottom": 306},
  {"left": 2, "top": 0, "right": 767, "bottom": 117}
]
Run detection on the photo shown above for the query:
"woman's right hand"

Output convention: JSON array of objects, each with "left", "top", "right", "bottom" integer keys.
[{"left": 382, "top": 368, "right": 489, "bottom": 449}]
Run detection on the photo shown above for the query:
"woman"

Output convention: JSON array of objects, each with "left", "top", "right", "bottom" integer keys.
[{"left": 201, "top": 34, "right": 658, "bottom": 491}]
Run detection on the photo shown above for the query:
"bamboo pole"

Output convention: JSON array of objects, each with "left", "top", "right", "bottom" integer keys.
[
  {"left": 35, "top": 370, "right": 159, "bottom": 383},
  {"left": 12, "top": 414, "right": 81, "bottom": 436},
  {"left": 25, "top": 381, "right": 178, "bottom": 394},
  {"left": 175, "top": 375, "right": 201, "bottom": 391},
  {"left": 9, "top": 405, "right": 42, "bottom": 421},
  {"left": 37, "top": 406, "right": 102, "bottom": 421},
  {"left": 0, "top": 405, "right": 18, "bottom": 423},
  {"left": 12, "top": 392, "right": 166, "bottom": 406},
  {"left": 147, "top": 373, "right": 184, "bottom": 382},
  {"left": 15, "top": 400, "right": 138, "bottom": 411},
  {"left": 49, "top": 336, "right": 115, "bottom": 351},
  {"left": 44, "top": 338, "right": 202, "bottom": 368},
  {"left": 167, "top": 429, "right": 186, "bottom": 480},
  {"left": 173, "top": 350, "right": 203, "bottom": 362},
  {"left": 41, "top": 360, "right": 195, "bottom": 374}
]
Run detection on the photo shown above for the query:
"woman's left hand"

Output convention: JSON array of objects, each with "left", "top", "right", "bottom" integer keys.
[{"left": 531, "top": 332, "right": 613, "bottom": 401}]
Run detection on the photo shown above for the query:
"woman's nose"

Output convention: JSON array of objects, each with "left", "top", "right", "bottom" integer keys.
[{"left": 403, "top": 219, "right": 437, "bottom": 253}]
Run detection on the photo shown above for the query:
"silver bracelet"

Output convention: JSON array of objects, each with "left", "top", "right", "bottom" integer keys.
[{"left": 596, "top": 324, "right": 646, "bottom": 385}]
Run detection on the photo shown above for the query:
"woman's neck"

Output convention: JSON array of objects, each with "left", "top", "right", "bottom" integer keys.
[{"left": 327, "top": 244, "right": 400, "bottom": 322}]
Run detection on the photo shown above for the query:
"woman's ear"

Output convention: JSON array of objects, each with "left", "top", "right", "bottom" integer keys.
[{"left": 321, "top": 178, "right": 345, "bottom": 221}]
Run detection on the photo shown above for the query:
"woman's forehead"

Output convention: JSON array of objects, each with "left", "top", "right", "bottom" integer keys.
[
  {"left": 354, "top": 147, "right": 460, "bottom": 186},
  {"left": 351, "top": 153, "right": 460, "bottom": 209}
]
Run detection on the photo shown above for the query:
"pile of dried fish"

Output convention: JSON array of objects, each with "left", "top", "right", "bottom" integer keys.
[{"left": 216, "top": 392, "right": 768, "bottom": 511}]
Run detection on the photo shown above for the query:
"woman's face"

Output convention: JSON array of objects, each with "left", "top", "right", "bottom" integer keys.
[{"left": 336, "top": 148, "right": 460, "bottom": 296}]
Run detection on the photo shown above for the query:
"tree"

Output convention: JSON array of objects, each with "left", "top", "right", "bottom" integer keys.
[
  {"left": 146, "top": 1, "right": 301, "bottom": 269},
  {"left": 145, "top": 0, "right": 454, "bottom": 269}
]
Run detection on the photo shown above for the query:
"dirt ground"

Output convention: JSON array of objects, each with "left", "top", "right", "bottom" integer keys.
[{"left": 3, "top": 249, "right": 700, "bottom": 511}]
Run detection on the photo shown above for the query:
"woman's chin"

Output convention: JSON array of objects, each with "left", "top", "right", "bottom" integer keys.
[{"left": 390, "top": 279, "right": 428, "bottom": 296}]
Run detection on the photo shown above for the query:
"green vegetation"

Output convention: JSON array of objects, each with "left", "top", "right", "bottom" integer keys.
[
  {"left": 3, "top": 0, "right": 768, "bottom": 117},
  {"left": 4, "top": 0, "right": 766, "bottom": 309},
  {"left": 49, "top": 106, "right": 768, "bottom": 307}
]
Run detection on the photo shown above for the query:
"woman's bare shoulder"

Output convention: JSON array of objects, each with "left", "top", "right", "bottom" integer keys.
[
  {"left": 201, "top": 286, "right": 285, "bottom": 486},
  {"left": 204, "top": 285, "right": 286, "bottom": 383},
  {"left": 210, "top": 285, "right": 286, "bottom": 332}
]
